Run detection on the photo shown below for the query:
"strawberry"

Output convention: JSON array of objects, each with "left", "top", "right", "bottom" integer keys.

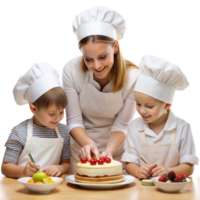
[
  {"left": 173, "top": 176, "right": 181, "bottom": 182},
  {"left": 177, "top": 173, "right": 186, "bottom": 181},
  {"left": 158, "top": 175, "right": 169, "bottom": 182}
]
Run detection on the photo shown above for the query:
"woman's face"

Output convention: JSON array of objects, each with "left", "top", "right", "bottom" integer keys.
[{"left": 81, "top": 42, "right": 118, "bottom": 81}]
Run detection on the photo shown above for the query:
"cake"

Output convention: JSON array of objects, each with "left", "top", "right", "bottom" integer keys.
[{"left": 75, "top": 158, "right": 125, "bottom": 184}]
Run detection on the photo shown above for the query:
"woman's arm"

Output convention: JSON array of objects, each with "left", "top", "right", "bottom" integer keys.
[
  {"left": 71, "top": 127, "right": 100, "bottom": 160},
  {"left": 102, "top": 131, "right": 126, "bottom": 158}
]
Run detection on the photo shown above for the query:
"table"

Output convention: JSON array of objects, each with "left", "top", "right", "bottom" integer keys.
[{"left": 0, "top": 175, "right": 200, "bottom": 200}]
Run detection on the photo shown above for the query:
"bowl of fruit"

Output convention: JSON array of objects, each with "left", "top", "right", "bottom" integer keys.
[
  {"left": 151, "top": 171, "right": 190, "bottom": 193},
  {"left": 17, "top": 172, "right": 63, "bottom": 193}
]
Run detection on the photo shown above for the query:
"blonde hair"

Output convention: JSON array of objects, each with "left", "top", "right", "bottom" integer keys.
[
  {"left": 78, "top": 35, "right": 138, "bottom": 92},
  {"left": 33, "top": 87, "right": 68, "bottom": 110}
]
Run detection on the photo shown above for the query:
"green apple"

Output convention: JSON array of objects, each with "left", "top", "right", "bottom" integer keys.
[{"left": 32, "top": 172, "right": 47, "bottom": 182}]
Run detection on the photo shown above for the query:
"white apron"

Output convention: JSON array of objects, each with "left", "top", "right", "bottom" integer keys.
[
  {"left": 69, "top": 70, "right": 125, "bottom": 174},
  {"left": 17, "top": 118, "right": 63, "bottom": 171},
  {"left": 139, "top": 129, "right": 179, "bottom": 168}
]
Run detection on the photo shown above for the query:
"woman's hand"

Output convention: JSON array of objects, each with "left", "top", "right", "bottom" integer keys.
[
  {"left": 101, "top": 150, "right": 113, "bottom": 160},
  {"left": 78, "top": 143, "right": 100, "bottom": 161},
  {"left": 42, "top": 165, "right": 62, "bottom": 177},
  {"left": 137, "top": 164, "right": 152, "bottom": 179},
  {"left": 151, "top": 165, "right": 169, "bottom": 177},
  {"left": 23, "top": 161, "right": 40, "bottom": 177}
]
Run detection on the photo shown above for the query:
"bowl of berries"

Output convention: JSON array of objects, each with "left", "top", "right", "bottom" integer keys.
[{"left": 151, "top": 171, "right": 190, "bottom": 192}]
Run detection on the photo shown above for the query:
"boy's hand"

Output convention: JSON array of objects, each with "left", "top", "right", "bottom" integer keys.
[
  {"left": 151, "top": 165, "right": 168, "bottom": 177},
  {"left": 42, "top": 165, "right": 62, "bottom": 177},
  {"left": 137, "top": 164, "right": 152, "bottom": 179},
  {"left": 23, "top": 161, "right": 40, "bottom": 177}
]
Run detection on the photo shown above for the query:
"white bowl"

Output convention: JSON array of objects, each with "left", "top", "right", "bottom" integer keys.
[
  {"left": 17, "top": 177, "right": 63, "bottom": 193},
  {"left": 151, "top": 177, "right": 190, "bottom": 193}
]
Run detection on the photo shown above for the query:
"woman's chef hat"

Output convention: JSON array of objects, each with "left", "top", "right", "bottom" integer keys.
[
  {"left": 73, "top": 6, "right": 126, "bottom": 42},
  {"left": 13, "top": 63, "right": 61, "bottom": 105},
  {"left": 134, "top": 55, "right": 189, "bottom": 104}
]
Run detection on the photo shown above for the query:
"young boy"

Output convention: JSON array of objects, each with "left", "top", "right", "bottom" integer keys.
[
  {"left": 1, "top": 63, "right": 71, "bottom": 178},
  {"left": 121, "top": 55, "right": 199, "bottom": 179}
]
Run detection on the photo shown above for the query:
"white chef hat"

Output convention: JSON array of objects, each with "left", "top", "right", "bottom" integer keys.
[
  {"left": 13, "top": 63, "right": 61, "bottom": 105},
  {"left": 73, "top": 6, "right": 126, "bottom": 42},
  {"left": 134, "top": 55, "right": 189, "bottom": 104}
]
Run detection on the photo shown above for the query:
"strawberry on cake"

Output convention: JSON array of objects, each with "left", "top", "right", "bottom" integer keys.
[{"left": 75, "top": 157, "right": 125, "bottom": 184}]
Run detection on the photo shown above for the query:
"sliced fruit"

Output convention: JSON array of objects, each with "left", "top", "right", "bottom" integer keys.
[
  {"left": 49, "top": 181, "right": 55, "bottom": 183},
  {"left": 43, "top": 178, "right": 50, "bottom": 184},
  {"left": 181, "top": 179, "right": 187, "bottom": 182},
  {"left": 27, "top": 179, "right": 35, "bottom": 183},
  {"left": 166, "top": 180, "right": 172, "bottom": 183},
  {"left": 141, "top": 179, "right": 155, "bottom": 186},
  {"left": 34, "top": 181, "right": 44, "bottom": 184},
  {"left": 47, "top": 177, "right": 52, "bottom": 181}
]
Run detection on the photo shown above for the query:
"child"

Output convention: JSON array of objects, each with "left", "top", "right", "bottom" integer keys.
[
  {"left": 1, "top": 63, "right": 71, "bottom": 178},
  {"left": 121, "top": 55, "right": 199, "bottom": 179}
]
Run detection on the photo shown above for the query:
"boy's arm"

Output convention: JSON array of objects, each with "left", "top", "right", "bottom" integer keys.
[
  {"left": 168, "top": 163, "right": 194, "bottom": 176},
  {"left": 126, "top": 162, "right": 140, "bottom": 177},
  {"left": 1, "top": 161, "right": 39, "bottom": 178},
  {"left": 57, "top": 158, "right": 70, "bottom": 174},
  {"left": 1, "top": 161, "right": 25, "bottom": 178}
]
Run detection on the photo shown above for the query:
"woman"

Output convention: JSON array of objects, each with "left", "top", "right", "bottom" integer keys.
[{"left": 62, "top": 6, "right": 139, "bottom": 173}]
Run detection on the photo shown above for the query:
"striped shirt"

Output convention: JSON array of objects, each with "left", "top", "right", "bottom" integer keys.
[{"left": 3, "top": 119, "right": 71, "bottom": 164}]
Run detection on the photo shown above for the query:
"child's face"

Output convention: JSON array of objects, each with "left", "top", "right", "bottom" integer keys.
[
  {"left": 30, "top": 103, "right": 64, "bottom": 129},
  {"left": 135, "top": 92, "right": 169, "bottom": 124}
]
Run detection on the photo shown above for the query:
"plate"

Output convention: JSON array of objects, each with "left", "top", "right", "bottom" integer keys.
[
  {"left": 64, "top": 175, "right": 135, "bottom": 189},
  {"left": 151, "top": 177, "right": 190, "bottom": 193},
  {"left": 17, "top": 177, "right": 63, "bottom": 194}
]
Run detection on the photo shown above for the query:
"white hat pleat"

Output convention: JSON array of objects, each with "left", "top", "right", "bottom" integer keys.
[
  {"left": 13, "top": 63, "right": 61, "bottom": 105},
  {"left": 135, "top": 55, "right": 189, "bottom": 104}
]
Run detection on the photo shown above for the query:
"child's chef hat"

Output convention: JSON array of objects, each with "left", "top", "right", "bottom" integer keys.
[
  {"left": 73, "top": 6, "right": 126, "bottom": 42},
  {"left": 13, "top": 63, "right": 61, "bottom": 105},
  {"left": 134, "top": 55, "right": 189, "bottom": 104}
]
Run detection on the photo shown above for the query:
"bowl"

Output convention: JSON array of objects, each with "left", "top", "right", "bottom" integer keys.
[
  {"left": 17, "top": 177, "right": 63, "bottom": 193},
  {"left": 151, "top": 177, "right": 190, "bottom": 193}
]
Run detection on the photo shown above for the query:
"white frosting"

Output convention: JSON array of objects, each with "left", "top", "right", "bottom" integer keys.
[{"left": 77, "top": 160, "right": 122, "bottom": 177}]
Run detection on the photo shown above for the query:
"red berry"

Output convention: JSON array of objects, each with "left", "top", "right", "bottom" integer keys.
[
  {"left": 80, "top": 158, "right": 87, "bottom": 164},
  {"left": 177, "top": 173, "right": 186, "bottom": 181},
  {"left": 98, "top": 159, "right": 104, "bottom": 165},
  {"left": 158, "top": 175, "right": 169, "bottom": 182},
  {"left": 90, "top": 158, "right": 96, "bottom": 165},
  {"left": 168, "top": 171, "right": 176, "bottom": 181},
  {"left": 100, "top": 157, "right": 105, "bottom": 162},
  {"left": 105, "top": 157, "right": 111, "bottom": 163},
  {"left": 152, "top": 164, "right": 157, "bottom": 169},
  {"left": 173, "top": 176, "right": 181, "bottom": 182}
]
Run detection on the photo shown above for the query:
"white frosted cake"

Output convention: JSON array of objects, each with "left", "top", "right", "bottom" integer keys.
[{"left": 75, "top": 160, "right": 124, "bottom": 184}]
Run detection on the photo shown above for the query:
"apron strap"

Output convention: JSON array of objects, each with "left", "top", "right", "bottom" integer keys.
[
  {"left": 55, "top": 127, "right": 61, "bottom": 138},
  {"left": 84, "top": 70, "right": 90, "bottom": 84},
  {"left": 170, "top": 128, "right": 176, "bottom": 143},
  {"left": 27, "top": 118, "right": 33, "bottom": 138}
]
